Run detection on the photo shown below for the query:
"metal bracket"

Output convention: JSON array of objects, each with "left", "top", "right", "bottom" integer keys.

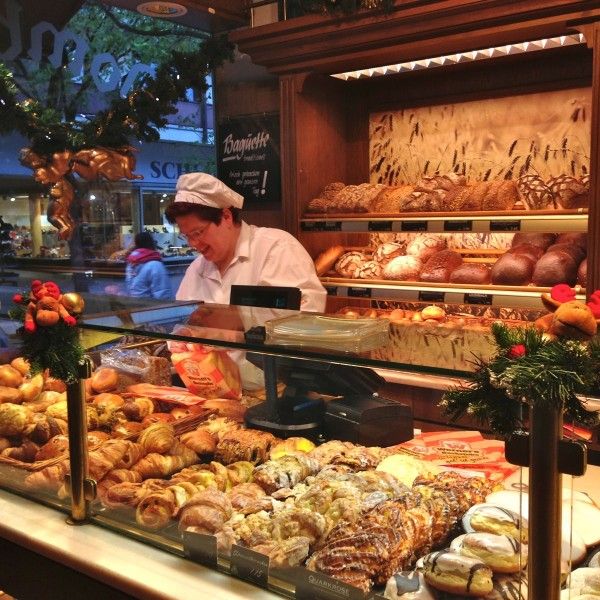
[
  {"left": 505, "top": 431, "right": 588, "bottom": 476},
  {"left": 64, "top": 475, "right": 97, "bottom": 502}
]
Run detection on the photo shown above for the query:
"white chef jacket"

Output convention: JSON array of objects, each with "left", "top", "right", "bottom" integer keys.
[{"left": 176, "top": 221, "right": 327, "bottom": 313}]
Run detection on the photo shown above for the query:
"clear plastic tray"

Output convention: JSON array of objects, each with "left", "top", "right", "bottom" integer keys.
[{"left": 265, "top": 314, "right": 389, "bottom": 353}]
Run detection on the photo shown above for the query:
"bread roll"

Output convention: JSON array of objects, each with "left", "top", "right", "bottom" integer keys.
[
  {"left": 578, "top": 258, "right": 587, "bottom": 287},
  {"left": 406, "top": 235, "right": 447, "bottom": 262},
  {"left": 314, "top": 245, "right": 345, "bottom": 276},
  {"left": 491, "top": 253, "right": 535, "bottom": 286},
  {"left": 511, "top": 232, "right": 556, "bottom": 250},
  {"left": 532, "top": 251, "right": 577, "bottom": 287},
  {"left": 419, "top": 250, "right": 463, "bottom": 283},
  {"left": 449, "top": 263, "right": 491, "bottom": 285},
  {"left": 383, "top": 255, "right": 422, "bottom": 280}
]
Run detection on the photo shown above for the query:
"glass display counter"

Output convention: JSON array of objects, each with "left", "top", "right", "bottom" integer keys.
[{"left": 0, "top": 298, "right": 596, "bottom": 599}]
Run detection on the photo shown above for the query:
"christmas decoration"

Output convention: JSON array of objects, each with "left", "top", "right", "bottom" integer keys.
[
  {"left": 10, "top": 280, "right": 85, "bottom": 383},
  {"left": 0, "top": 35, "right": 233, "bottom": 239},
  {"left": 441, "top": 286, "right": 600, "bottom": 438}
]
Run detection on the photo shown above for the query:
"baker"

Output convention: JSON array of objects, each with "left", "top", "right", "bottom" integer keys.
[{"left": 165, "top": 172, "right": 326, "bottom": 312}]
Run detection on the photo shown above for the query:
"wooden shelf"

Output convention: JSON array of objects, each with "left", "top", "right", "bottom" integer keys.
[
  {"left": 301, "top": 210, "right": 587, "bottom": 234},
  {"left": 320, "top": 277, "right": 586, "bottom": 309}
]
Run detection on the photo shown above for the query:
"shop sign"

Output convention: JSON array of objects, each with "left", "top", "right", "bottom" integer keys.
[{"left": 217, "top": 113, "right": 281, "bottom": 206}]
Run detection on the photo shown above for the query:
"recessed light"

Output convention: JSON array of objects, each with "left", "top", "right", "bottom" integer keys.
[
  {"left": 10, "top": 197, "right": 15, "bottom": 202},
  {"left": 137, "top": 2, "right": 187, "bottom": 18}
]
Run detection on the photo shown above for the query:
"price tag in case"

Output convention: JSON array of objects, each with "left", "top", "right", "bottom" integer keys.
[
  {"left": 490, "top": 220, "right": 521, "bottom": 232},
  {"left": 464, "top": 292, "right": 493, "bottom": 305},
  {"left": 348, "top": 287, "right": 372, "bottom": 298},
  {"left": 295, "top": 569, "right": 366, "bottom": 600},
  {"left": 230, "top": 544, "right": 269, "bottom": 587},
  {"left": 444, "top": 220, "right": 472, "bottom": 232},
  {"left": 183, "top": 531, "right": 218, "bottom": 568},
  {"left": 401, "top": 220, "right": 427, "bottom": 232},
  {"left": 418, "top": 291, "right": 445, "bottom": 303},
  {"left": 368, "top": 220, "right": 393, "bottom": 232}
]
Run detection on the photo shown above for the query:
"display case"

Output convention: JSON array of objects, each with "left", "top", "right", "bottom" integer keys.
[{"left": 0, "top": 297, "right": 598, "bottom": 599}]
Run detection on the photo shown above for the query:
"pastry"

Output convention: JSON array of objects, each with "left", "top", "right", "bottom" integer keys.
[
  {"left": 463, "top": 503, "right": 527, "bottom": 543},
  {"left": 450, "top": 532, "right": 527, "bottom": 573},
  {"left": 420, "top": 305, "right": 446, "bottom": 321},
  {"left": 491, "top": 254, "right": 535, "bottom": 286},
  {"left": 314, "top": 245, "right": 345, "bottom": 276},
  {"left": 253, "top": 453, "right": 321, "bottom": 494},
  {"left": 179, "top": 428, "right": 217, "bottom": 455},
  {"left": 10, "top": 357, "right": 30, "bottom": 376},
  {"left": 35, "top": 434, "right": 69, "bottom": 461},
  {"left": 132, "top": 450, "right": 198, "bottom": 479},
  {"left": 419, "top": 250, "right": 463, "bottom": 283},
  {"left": 202, "top": 398, "right": 246, "bottom": 422},
  {"left": 115, "top": 441, "right": 146, "bottom": 469},
  {"left": 449, "top": 263, "right": 491, "bottom": 284},
  {"left": 383, "top": 255, "right": 422, "bottom": 280},
  {"left": 0, "top": 386, "right": 23, "bottom": 404},
  {"left": 18, "top": 373, "right": 44, "bottom": 402},
  {"left": 122, "top": 397, "right": 155, "bottom": 421},
  {"left": 2, "top": 439, "right": 39, "bottom": 462},
  {"left": 269, "top": 436, "right": 315, "bottom": 459},
  {"left": 0, "top": 403, "right": 32, "bottom": 436},
  {"left": 90, "top": 367, "right": 119, "bottom": 393},
  {"left": 215, "top": 429, "right": 277, "bottom": 465},
  {"left": 422, "top": 549, "right": 494, "bottom": 596},
  {"left": 137, "top": 421, "right": 176, "bottom": 454},
  {"left": 487, "top": 574, "right": 528, "bottom": 599},
  {"left": 335, "top": 251, "right": 368, "bottom": 278}
]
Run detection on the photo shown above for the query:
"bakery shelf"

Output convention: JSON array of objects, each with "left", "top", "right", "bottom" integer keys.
[
  {"left": 301, "top": 209, "right": 587, "bottom": 234},
  {"left": 319, "top": 277, "right": 586, "bottom": 309}
]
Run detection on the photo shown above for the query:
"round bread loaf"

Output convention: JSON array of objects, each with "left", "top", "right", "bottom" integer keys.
[
  {"left": 532, "top": 251, "right": 577, "bottom": 287},
  {"left": 356, "top": 260, "right": 382, "bottom": 279},
  {"left": 545, "top": 242, "right": 586, "bottom": 264},
  {"left": 373, "top": 242, "right": 405, "bottom": 264},
  {"left": 420, "top": 249, "right": 463, "bottom": 283},
  {"left": 491, "top": 253, "right": 535, "bottom": 286},
  {"left": 383, "top": 255, "right": 422, "bottom": 280},
  {"left": 422, "top": 549, "right": 494, "bottom": 596},
  {"left": 406, "top": 235, "right": 447, "bottom": 262},
  {"left": 450, "top": 532, "right": 527, "bottom": 573},
  {"left": 508, "top": 243, "right": 544, "bottom": 263},
  {"left": 334, "top": 251, "right": 368, "bottom": 278},
  {"left": 578, "top": 258, "right": 587, "bottom": 287},
  {"left": 511, "top": 232, "right": 556, "bottom": 250},
  {"left": 449, "top": 263, "right": 491, "bottom": 285},
  {"left": 556, "top": 232, "right": 587, "bottom": 250},
  {"left": 314, "top": 245, "right": 345, "bottom": 276}
]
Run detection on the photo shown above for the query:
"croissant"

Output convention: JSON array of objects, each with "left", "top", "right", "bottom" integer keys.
[
  {"left": 168, "top": 440, "right": 199, "bottom": 462},
  {"left": 115, "top": 441, "right": 146, "bottom": 469},
  {"left": 229, "top": 482, "right": 266, "bottom": 511},
  {"left": 88, "top": 439, "right": 130, "bottom": 482},
  {"left": 2, "top": 439, "right": 39, "bottom": 462},
  {"left": 35, "top": 434, "right": 69, "bottom": 461},
  {"left": 179, "top": 428, "right": 217, "bottom": 455},
  {"left": 137, "top": 421, "right": 175, "bottom": 454},
  {"left": 178, "top": 489, "right": 233, "bottom": 534},
  {"left": 132, "top": 451, "right": 196, "bottom": 479},
  {"left": 135, "top": 481, "right": 198, "bottom": 530},
  {"left": 23, "top": 460, "right": 69, "bottom": 491},
  {"left": 101, "top": 478, "right": 170, "bottom": 509},
  {"left": 225, "top": 460, "right": 254, "bottom": 487}
]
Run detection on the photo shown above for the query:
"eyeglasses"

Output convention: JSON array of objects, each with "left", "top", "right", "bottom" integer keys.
[{"left": 181, "top": 224, "right": 210, "bottom": 243}]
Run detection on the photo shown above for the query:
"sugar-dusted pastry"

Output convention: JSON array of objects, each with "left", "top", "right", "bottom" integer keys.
[
  {"left": 251, "top": 537, "right": 311, "bottom": 569},
  {"left": 229, "top": 482, "right": 266, "bottom": 511},
  {"left": 422, "top": 549, "right": 494, "bottom": 597}
]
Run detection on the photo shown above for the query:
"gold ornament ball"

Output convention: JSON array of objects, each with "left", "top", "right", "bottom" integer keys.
[{"left": 61, "top": 292, "right": 85, "bottom": 315}]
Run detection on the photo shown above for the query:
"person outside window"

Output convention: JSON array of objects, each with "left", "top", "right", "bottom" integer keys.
[{"left": 125, "top": 231, "right": 172, "bottom": 300}]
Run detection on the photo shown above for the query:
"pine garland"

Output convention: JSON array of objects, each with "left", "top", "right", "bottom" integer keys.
[
  {"left": 441, "top": 322, "right": 600, "bottom": 438},
  {"left": 0, "top": 35, "right": 233, "bottom": 157}
]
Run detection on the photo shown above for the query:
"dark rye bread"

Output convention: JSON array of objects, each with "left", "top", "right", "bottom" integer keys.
[
  {"left": 556, "top": 232, "right": 587, "bottom": 250},
  {"left": 511, "top": 232, "right": 556, "bottom": 250},
  {"left": 578, "top": 258, "right": 587, "bottom": 287},
  {"left": 419, "top": 250, "right": 463, "bottom": 283},
  {"left": 491, "top": 253, "right": 535, "bottom": 286},
  {"left": 508, "top": 243, "right": 544, "bottom": 263},
  {"left": 532, "top": 250, "right": 577, "bottom": 287},
  {"left": 545, "top": 242, "right": 586, "bottom": 265},
  {"left": 449, "top": 263, "right": 491, "bottom": 285}
]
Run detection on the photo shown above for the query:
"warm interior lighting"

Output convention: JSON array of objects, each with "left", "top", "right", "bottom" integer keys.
[
  {"left": 137, "top": 2, "right": 188, "bottom": 18},
  {"left": 330, "top": 33, "right": 586, "bottom": 80}
]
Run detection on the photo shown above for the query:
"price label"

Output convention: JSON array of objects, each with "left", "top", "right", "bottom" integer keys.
[
  {"left": 401, "top": 220, "right": 428, "bottom": 232},
  {"left": 368, "top": 220, "right": 393, "bottom": 232},
  {"left": 322, "top": 221, "right": 342, "bottom": 231},
  {"left": 295, "top": 569, "right": 365, "bottom": 600},
  {"left": 418, "top": 291, "right": 445, "bottom": 303},
  {"left": 348, "top": 287, "right": 372, "bottom": 298},
  {"left": 464, "top": 292, "right": 493, "bottom": 305},
  {"left": 230, "top": 545, "right": 269, "bottom": 587},
  {"left": 183, "top": 531, "right": 218, "bottom": 568},
  {"left": 444, "top": 220, "right": 472, "bottom": 232},
  {"left": 490, "top": 220, "right": 521, "bottom": 232},
  {"left": 325, "top": 286, "right": 338, "bottom": 296},
  {"left": 301, "top": 221, "right": 319, "bottom": 231}
]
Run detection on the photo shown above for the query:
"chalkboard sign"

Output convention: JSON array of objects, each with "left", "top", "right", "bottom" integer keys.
[{"left": 218, "top": 113, "right": 281, "bottom": 206}]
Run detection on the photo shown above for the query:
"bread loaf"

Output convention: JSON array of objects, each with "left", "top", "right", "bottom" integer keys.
[
  {"left": 491, "top": 253, "right": 535, "bottom": 286},
  {"left": 314, "top": 245, "right": 345, "bottom": 276},
  {"left": 481, "top": 180, "right": 519, "bottom": 211},
  {"left": 532, "top": 251, "right": 577, "bottom": 287},
  {"left": 517, "top": 174, "right": 554, "bottom": 209},
  {"left": 334, "top": 251, "right": 368, "bottom": 278},
  {"left": 419, "top": 250, "right": 463, "bottom": 283},
  {"left": 547, "top": 174, "right": 588, "bottom": 208},
  {"left": 449, "top": 263, "right": 491, "bottom": 285},
  {"left": 383, "top": 255, "right": 422, "bottom": 280},
  {"left": 373, "top": 242, "right": 404, "bottom": 264},
  {"left": 406, "top": 235, "right": 447, "bottom": 262},
  {"left": 511, "top": 232, "right": 556, "bottom": 250},
  {"left": 508, "top": 243, "right": 544, "bottom": 263},
  {"left": 556, "top": 232, "right": 587, "bottom": 250},
  {"left": 545, "top": 242, "right": 586, "bottom": 264}
]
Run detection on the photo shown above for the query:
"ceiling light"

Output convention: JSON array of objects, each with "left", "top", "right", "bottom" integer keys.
[
  {"left": 331, "top": 33, "right": 586, "bottom": 80},
  {"left": 137, "top": 2, "right": 188, "bottom": 18},
  {"left": 10, "top": 197, "right": 15, "bottom": 202}
]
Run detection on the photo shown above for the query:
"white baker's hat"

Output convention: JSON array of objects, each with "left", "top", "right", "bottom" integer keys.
[{"left": 174, "top": 173, "right": 244, "bottom": 209}]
